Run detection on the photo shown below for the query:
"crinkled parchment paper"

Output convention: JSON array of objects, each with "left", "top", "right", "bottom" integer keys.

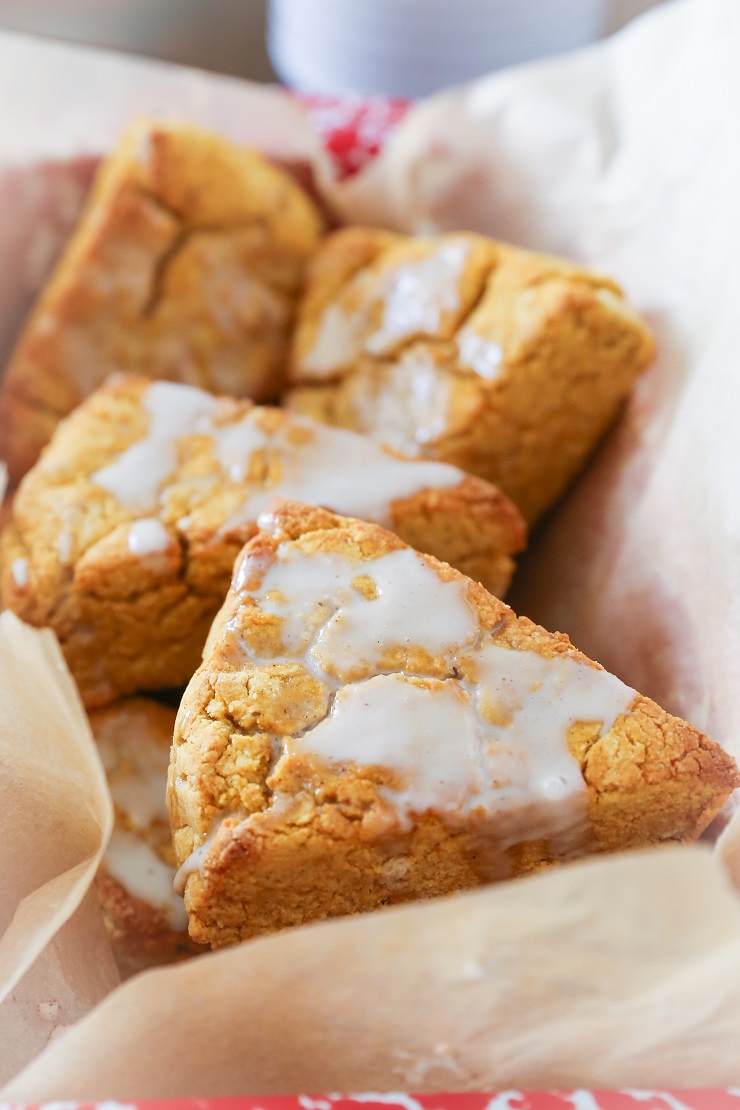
[
  {"left": 3, "top": 0, "right": 740, "bottom": 1093},
  {"left": 5, "top": 848, "right": 740, "bottom": 1097},
  {"left": 0, "top": 613, "right": 116, "bottom": 1084}
]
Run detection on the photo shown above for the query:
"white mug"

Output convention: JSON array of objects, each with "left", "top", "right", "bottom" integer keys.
[{"left": 268, "top": 0, "right": 610, "bottom": 99}]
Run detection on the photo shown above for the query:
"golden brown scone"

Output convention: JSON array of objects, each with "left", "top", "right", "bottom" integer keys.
[
  {"left": 0, "top": 374, "right": 524, "bottom": 706},
  {"left": 0, "top": 118, "right": 324, "bottom": 483},
  {"left": 286, "top": 228, "right": 656, "bottom": 523},
  {"left": 169, "top": 499, "right": 738, "bottom": 948},
  {"left": 90, "top": 698, "right": 203, "bottom": 977}
]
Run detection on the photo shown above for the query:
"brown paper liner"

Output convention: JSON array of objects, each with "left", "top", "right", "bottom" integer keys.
[
  {"left": 0, "top": 613, "right": 117, "bottom": 1083},
  {"left": 5, "top": 847, "right": 740, "bottom": 1098}
]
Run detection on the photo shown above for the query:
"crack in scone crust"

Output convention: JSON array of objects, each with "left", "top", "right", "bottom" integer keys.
[
  {"left": 169, "top": 500, "right": 739, "bottom": 948},
  {"left": 0, "top": 118, "right": 325, "bottom": 482}
]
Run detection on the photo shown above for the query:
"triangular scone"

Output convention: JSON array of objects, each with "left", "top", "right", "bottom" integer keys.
[
  {"left": 169, "top": 500, "right": 739, "bottom": 948},
  {"left": 285, "top": 228, "right": 655, "bottom": 523},
  {"left": 0, "top": 118, "right": 324, "bottom": 482},
  {"left": 0, "top": 375, "right": 523, "bottom": 706},
  {"left": 90, "top": 697, "right": 201, "bottom": 977}
]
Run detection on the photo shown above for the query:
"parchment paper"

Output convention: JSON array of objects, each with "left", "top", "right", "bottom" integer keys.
[
  {"left": 2, "top": 0, "right": 740, "bottom": 1092},
  {"left": 5, "top": 848, "right": 740, "bottom": 1097},
  {"left": 0, "top": 612, "right": 117, "bottom": 1083}
]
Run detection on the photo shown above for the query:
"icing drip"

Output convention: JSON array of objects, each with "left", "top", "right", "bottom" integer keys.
[
  {"left": 344, "top": 349, "right": 452, "bottom": 455},
  {"left": 96, "top": 717, "right": 171, "bottom": 829},
  {"left": 127, "top": 518, "right": 172, "bottom": 556},
  {"left": 92, "top": 382, "right": 218, "bottom": 512},
  {"left": 228, "top": 541, "right": 636, "bottom": 846},
  {"left": 302, "top": 304, "right": 366, "bottom": 378},
  {"left": 104, "top": 829, "right": 187, "bottom": 932},
  {"left": 94, "top": 703, "right": 185, "bottom": 929},
  {"left": 222, "top": 415, "right": 462, "bottom": 529},
  {"left": 302, "top": 238, "right": 471, "bottom": 376},
  {"left": 367, "top": 239, "right": 471, "bottom": 354},
  {"left": 11, "top": 558, "right": 28, "bottom": 587},
  {"left": 90, "top": 380, "right": 463, "bottom": 528},
  {"left": 456, "top": 327, "right": 504, "bottom": 380},
  {"left": 244, "top": 547, "right": 478, "bottom": 680}
]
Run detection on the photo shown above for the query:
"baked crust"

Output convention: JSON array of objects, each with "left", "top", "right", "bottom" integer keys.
[
  {"left": 169, "top": 500, "right": 738, "bottom": 947},
  {"left": 90, "top": 697, "right": 203, "bottom": 977},
  {"left": 0, "top": 374, "right": 524, "bottom": 706},
  {"left": 286, "top": 228, "right": 656, "bottom": 523},
  {"left": 0, "top": 118, "right": 324, "bottom": 482}
]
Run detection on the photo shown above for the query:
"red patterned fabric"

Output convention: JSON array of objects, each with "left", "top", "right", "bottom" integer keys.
[
  {"left": 301, "top": 94, "right": 410, "bottom": 177},
  {"left": 11, "top": 1091, "right": 740, "bottom": 1108}
]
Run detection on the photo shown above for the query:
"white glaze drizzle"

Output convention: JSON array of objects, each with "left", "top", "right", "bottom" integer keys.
[
  {"left": 127, "top": 518, "right": 172, "bottom": 556},
  {"left": 173, "top": 819, "right": 232, "bottom": 896},
  {"left": 367, "top": 239, "right": 471, "bottom": 354},
  {"left": 91, "top": 381, "right": 218, "bottom": 512},
  {"left": 302, "top": 303, "right": 366, "bottom": 379},
  {"left": 400, "top": 353, "right": 453, "bottom": 445},
  {"left": 11, "top": 558, "right": 28, "bottom": 587},
  {"left": 227, "top": 541, "right": 636, "bottom": 847},
  {"left": 242, "top": 547, "right": 478, "bottom": 681},
  {"left": 219, "top": 414, "right": 463, "bottom": 529},
  {"left": 302, "top": 238, "right": 471, "bottom": 377},
  {"left": 95, "top": 717, "right": 171, "bottom": 830},
  {"left": 57, "top": 530, "right": 73, "bottom": 565},
  {"left": 344, "top": 349, "right": 452, "bottom": 455},
  {"left": 208, "top": 418, "right": 270, "bottom": 483},
  {"left": 90, "top": 380, "right": 462, "bottom": 528},
  {"left": 470, "top": 641, "right": 635, "bottom": 804},
  {"left": 294, "top": 677, "right": 489, "bottom": 822},
  {"left": 456, "top": 326, "right": 504, "bottom": 380},
  {"left": 104, "top": 828, "right": 187, "bottom": 932}
]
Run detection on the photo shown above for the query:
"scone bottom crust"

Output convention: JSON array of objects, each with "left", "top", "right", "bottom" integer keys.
[{"left": 169, "top": 500, "right": 738, "bottom": 948}]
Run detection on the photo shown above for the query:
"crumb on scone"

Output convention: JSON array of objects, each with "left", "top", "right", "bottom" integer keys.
[
  {"left": 169, "top": 499, "right": 738, "bottom": 948},
  {"left": 90, "top": 697, "right": 204, "bottom": 977},
  {"left": 0, "top": 374, "right": 524, "bottom": 706},
  {"left": 286, "top": 228, "right": 656, "bottom": 523},
  {"left": 0, "top": 118, "right": 324, "bottom": 482}
]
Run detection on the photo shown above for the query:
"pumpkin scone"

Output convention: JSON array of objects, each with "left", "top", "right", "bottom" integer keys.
[
  {"left": 285, "top": 228, "right": 655, "bottom": 523},
  {"left": 0, "top": 118, "right": 324, "bottom": 483},
  {"left": 90, "top": 697, "right": 203, "bottom": 977},
  {"left": 0, "top": 374, "right": 524, "bottom": 706},
  {"left": 169, "top": 500, "right": 738, "bottom": 948}
]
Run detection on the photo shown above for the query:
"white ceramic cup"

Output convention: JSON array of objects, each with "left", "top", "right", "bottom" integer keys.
[{"left": 268, "top": 0, "right": 610, "bottom": 99}]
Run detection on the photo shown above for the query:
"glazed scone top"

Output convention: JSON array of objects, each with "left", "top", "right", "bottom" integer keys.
[
  {"left": 180, "top": 502, "right": 636, "bottom": 861},
  {"left": 91, "top": 699, "right": 186, "bottom": 931},
  {"left": 9, "top": 373, "right": 491, "bottom": 585},
  {"left": 294, "top": 231, "right": 638, "bottom": 382},
  {"left": 302, "top": 236, "right": 500, "bottom": 377},
  {"left": 288, "top": 229, "right": 655, "bottom": 479},
  {"left": 89, "top": 376, "right": 465, "bottom": 525}
]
